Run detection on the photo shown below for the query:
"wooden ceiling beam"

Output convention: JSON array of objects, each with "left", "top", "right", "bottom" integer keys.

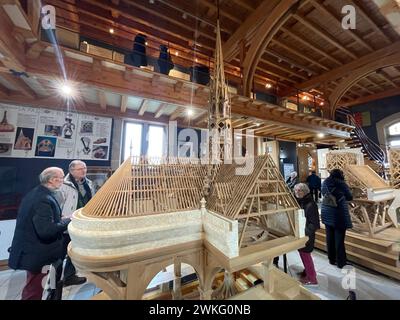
[
  {"left": 120, "top": 95, "right": 128, "bottom": 113},
  {"left": 270, "top": 39, "right": 330, "bottom": 71},
  {"left": 342, "top": 87, "right": 400, "bottom": 107},
  {"left": 349, "top": 0, "right": 392, "bottom": 45},
  {"left": 196, "top": 0, "right": 242, "bottom": 24},
  {"left": 169, "top": 107, "right": 184, "bottom": 121},
  {"left": 232, "top": 0, "right": 255, "bottom": 12},
  {"left": 375, "top": 70, "right": 399, "bottom": 88},
  {"left": 98, "top": 90, "right": 107, "bottom": 110},
  {"left": 292, "top": 13, "right": 358, "bottom": 60},
  {"left": 260, "top": 56, "right": 308, "bottom": 81},
  {"left": 294, "top": 41, "right": 400, "bottom": 91},
  {"left": 138, "top": 99, "right": 149, "bottom": 116},
  {"left": 279, "top": 26, "right": 342, "bottom": 67},
  {"left": 0, "top": 72, "right": 36, "bottom": 99},
  {"left": 154, "top": 103, "right": 166, "bottom": 118},
  {"left": 309, "top": 0, "right": 374, "bottom": 52}
]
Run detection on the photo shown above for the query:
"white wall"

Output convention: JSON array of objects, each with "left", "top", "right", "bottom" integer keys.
[{"left": 0, "top": 220, "right": 15, "bottom": 260}]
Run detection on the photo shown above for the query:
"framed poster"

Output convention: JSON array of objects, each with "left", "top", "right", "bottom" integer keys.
[{"left": 86, "top": 166, "right": 113, "bottom": 194}]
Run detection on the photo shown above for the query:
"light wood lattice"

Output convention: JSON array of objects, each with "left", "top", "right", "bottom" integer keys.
[
  {"left": 84, "top": 157, "right": 208, "bottom": 217},
  {"left": 389, "top": 148, "right": 400, "bottom": 189},
  {"left": 326, "top": 152, "right": 358, "bottom": 172},
  {"left": 344, "top": 165, "right": 395, "bottom": 236}
]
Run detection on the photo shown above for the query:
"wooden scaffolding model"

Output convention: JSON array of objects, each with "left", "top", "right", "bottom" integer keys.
[
  {"left": 389, "top": 148, "right": 400, "bottom": 189},
  {"left": 325, "top": 151, "right": 396, "bottom": 236},
  {"left": 207, "top": 155, "right": 299, "bottom": 248}
]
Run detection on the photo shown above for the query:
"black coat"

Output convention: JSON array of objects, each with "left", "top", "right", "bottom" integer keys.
[
  {"left": 321, "top": 177, "right": 353, "bottom": 230},
  {"left": 8, "top": 185, "right": 70, "bottom": 273},
  {"left": 298, "top": 193, "right": 320, "bottom": 253},
  {"left": 306, "top": 173, "right": 321, "bottom": 190}
]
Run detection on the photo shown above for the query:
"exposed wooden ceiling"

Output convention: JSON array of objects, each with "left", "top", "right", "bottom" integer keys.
[{"left": 39, "top": 0, "right": 400, "bottom": 110}]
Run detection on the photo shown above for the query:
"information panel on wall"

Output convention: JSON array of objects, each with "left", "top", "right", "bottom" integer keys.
[{"left": 0, "top": 104, "right": 112, "bottom": 160}]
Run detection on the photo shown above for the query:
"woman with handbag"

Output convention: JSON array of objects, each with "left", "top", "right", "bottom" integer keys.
[{"left": 321, "top": 169, "right": 353, "bottom": 268}]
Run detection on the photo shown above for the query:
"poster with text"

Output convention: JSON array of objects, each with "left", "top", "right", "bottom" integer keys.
[
  {"left": 0, "top": 104, "right": 39, "bottom": 158},
  {"left": 75, "top": 114, "right": 112, "bottom": 160},
  {"left": 36, "top": 109, "right": 79, "bottom": 159}
]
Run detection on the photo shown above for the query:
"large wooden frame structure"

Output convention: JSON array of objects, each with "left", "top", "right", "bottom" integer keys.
[
  {"left": 68, "top": 154, "right": 315, "bottom": 300},
  {"left": 389, "top": 148, "right": 400, "bottom": 190},
  {"left": 326, "top": 151, "right": 396, "bottom": 237}
]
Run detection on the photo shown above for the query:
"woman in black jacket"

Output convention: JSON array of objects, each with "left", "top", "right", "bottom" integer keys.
[
  {"left": 321, "top": 169, "right": 353, "bottom": 268},
  {"left": 294, "top": 183, "right": 320, "bottom": 285}
]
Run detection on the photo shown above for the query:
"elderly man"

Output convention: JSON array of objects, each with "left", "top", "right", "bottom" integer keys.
[
  {"left": 57, "top": 160, "right": 94, "bottom": 286},
  {"left": 8, "top": 167, "right": 70, "bottom": 300}
]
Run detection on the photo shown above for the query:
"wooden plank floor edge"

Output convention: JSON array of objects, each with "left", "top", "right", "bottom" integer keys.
[{"left": 0, "top": 259, "right": 9, "bottom": 271}]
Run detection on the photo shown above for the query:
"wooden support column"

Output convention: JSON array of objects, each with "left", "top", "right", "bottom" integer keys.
[
  {"left": 262, "top": 259, "right": 275, "bottom": 294},
  {"left": 172, "top": 260, "right": 182, "bottom": 300}
]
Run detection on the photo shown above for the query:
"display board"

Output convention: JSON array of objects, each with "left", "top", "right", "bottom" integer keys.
[{"left": 0, "top": 104, "right": 112, "bottom": 160}]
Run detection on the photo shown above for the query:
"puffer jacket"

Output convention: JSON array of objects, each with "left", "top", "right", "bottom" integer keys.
[
  {"left": 321, "top": 177, "right": 353, "bottom": 229},
  {"left": 55, "top": 174, "right": 94, "bottom": 218},
  {"left": 298, "top": 193, "right": 320, "bottom": 253}
]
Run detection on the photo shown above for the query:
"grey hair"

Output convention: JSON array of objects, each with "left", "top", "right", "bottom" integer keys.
[
  {"left": 294, "top": 183, "right": 310, "bottom": 194},
  {"left": 39, "top": 167, "right": 63, "bottom": 185},
  {"left": 69, "top": 160, "right": 86, "bottom": 171}
]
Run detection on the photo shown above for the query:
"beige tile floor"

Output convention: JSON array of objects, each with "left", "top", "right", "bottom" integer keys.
[{"left": 0, "top": 249, "right": 399, "bottom": 300}]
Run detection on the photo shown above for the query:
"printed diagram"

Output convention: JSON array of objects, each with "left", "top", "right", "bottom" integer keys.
[
  {"left": 80, "top": 121, "right": 93, "bottom": 134},
  {"left": 62, "top": 116, "right": 76, "bottom": 139},
  {"left": 0, "top": 111, "right": 15, "bottom": 132},
  {"left": 81, "top": 137, "right": 91, "bottom": 155}
]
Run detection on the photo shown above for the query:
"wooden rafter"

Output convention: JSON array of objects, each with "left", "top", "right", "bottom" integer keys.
[
  {"left": 154, "top": 103, "right": 166, "bottom": 118},
  {"left": 138, "top": 99, "right": 148, "bottom": 116},
  {"left": 120, "top": 95, "right": 128, "bottom": 113},
  {"left": 98, "top": 90, "right": 107, "bottom": 110},
  {"left": 0, "top": 72, "right": 36, "bottom": 99},
  {"left": 342, "top": 87, "right": 400, "bottom": 107}
]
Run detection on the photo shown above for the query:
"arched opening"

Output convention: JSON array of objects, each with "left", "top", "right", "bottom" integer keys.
[
  {"left": 376, "top": 112, "right": 400, "bottom": 159},
  {"left": 142, "top": 263, "right": 201, "bottom": 300}
]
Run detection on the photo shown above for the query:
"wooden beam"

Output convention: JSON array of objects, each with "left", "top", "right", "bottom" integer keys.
[
  {"left": 196, "top": 0, "right": 242, "bottom": 24},
  {"left": 294, "top": 41, "right": 400, "bottom": 91},
  {"left": 342, "top": 87, "right": 400, "bottom": 107},
  {"left": 120, "top": 95, "right": 128, "bottom": 113},
  {"left": 26, "top": 41, "right": 47, "bottom": 59},
  {"left": 232, "top": 0, "right": 255, "bottom": 12},
  {"left": 222, "top": 0, "right": 281, "bottom": 61},
  {"left": 169, "top": 107, "right": 184, "bottom": 121},
  {"left": 174, "top": 81, "right": 183, "bottom": 93},
  {"left": 154, "top": 103, "right": 166, "bottom": 118},
  {"left": 0, "top": 72, "right": 36, "bottom": 99},
  {"left": 138, "top": 99, "right": 148, "bottom": 116},
  {"left": 292, "top": 13, "right": 358, "bottom": 60},
  {"left": 98, "top": 91, "right": 107, "bottom": 110},
  {"left": 309, "top": 0, "right": 373, "bottom": 52}
]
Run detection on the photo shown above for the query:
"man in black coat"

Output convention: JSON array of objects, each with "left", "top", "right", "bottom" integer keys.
[
  {"left": 8, "top": 167, "right": 70, "bottom": 300},
  {"left": 306, "top": 171, "right": 321, "bottom": 202}
]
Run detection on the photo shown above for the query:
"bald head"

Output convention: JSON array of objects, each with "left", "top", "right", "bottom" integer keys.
[{"left": 39, "top": 167, "right": 64, "bottom": 190}]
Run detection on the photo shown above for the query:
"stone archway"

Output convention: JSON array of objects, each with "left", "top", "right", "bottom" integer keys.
[{"left": 329, "top": 52, "right": 400, "bottom": 118}]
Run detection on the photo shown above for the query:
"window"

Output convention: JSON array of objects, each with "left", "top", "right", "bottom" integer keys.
[
  {"left": 122, "top": 121, "right": 166, "bottom": 162},
  {"left": 123, "top": 122, "right": 142, "bottom": 160},
  {"left": 386, "top": 121, "right": 400, "bottom": 149},
  {"left": 147, "top": 125, "right": 165, "bottom": 158},
  {"left": 388, "top": 123, "right": 400, "bottom": 136}
]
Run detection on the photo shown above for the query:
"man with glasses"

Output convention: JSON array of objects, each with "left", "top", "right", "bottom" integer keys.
[
  {"left": 57, "top": 160, "right": 95, "bottom": 287},
  {"left": 9, "top": 167, "right": 70, "bottom": 299}
]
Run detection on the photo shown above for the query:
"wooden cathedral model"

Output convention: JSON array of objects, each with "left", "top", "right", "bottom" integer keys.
[{"left": 67, "top": 20, "right": 318, "bottom": 300}]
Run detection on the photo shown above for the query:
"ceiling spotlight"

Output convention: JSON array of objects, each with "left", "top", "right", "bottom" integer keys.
[
  {"left": 175, "top": 51, "right": 179, "bottom": 56},
  {"left": 265, "top": 83, "right": 272, "bottom": 89},
  {"left": 182, "top": 13, "right": 187, "bottom": 19},
  {"left": 59, "top": 82, "right": 74, "bottom": 98},
  {"left": 320, "top": 102, "right": 324, "bottom": 106},
  {"left": 308, "top": 72, "right": 312, "bottom": 77},
  {"left": 145, "top": 41, "right": 148, "bottom": 46},
  {"left": 256, "top": 123, "right": 261, "bottom": 127},
  {"left": 290, "top": 64, "right": 294, "bottom": 69},
  {"left": 317, "top": 133, "right": 325, "bottom": 138},
  {"left": 278, "top": 58, "right": 282, "bottom": 63},
  {"left": 302, "top": 96, "right": 308, "bottom": 100},
  {"left": 109, "top": 28, "right": 114, "bottom": 34},
  {"left": 187, "top": 109, "right": 194, "bottom": 117},
  {"left": 195, "top": 58, "right": 198, "bottom": 62}
]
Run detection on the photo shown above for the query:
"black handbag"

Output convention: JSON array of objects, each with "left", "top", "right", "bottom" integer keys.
[{"left": 322, "top": 187, "right": 337, "bottom": 208}]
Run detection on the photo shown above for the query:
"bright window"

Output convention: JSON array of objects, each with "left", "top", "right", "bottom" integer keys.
[
  {"left": 388, "top": 122, "right": 400, "bottom": 136},
  {"left": 123, "top": 122, "right": 142, "bottom": 160},
  {"left": 390, "top": 140, "right": 400, "bottom": 147},
  {"left": 147, "top": 125, "right": 164, "bottom": 158}
]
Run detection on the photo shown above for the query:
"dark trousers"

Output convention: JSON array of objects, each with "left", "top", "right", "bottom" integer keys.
[
  {"left": 62, "top": 233, "right": 76, "bottom": 279},
  {"left": 21, "top": 271, "right": 46, "bottom": 300},
  {"left": 325, "top": 225, "right": 347, "bottom": 268},
  {"left": 310, "top": 188, "right": 319, "bottom": 202}
]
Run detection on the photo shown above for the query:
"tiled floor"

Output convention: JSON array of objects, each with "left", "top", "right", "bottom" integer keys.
[{"left": 1, "top": 249, "right": 399, "bottom": 300}]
